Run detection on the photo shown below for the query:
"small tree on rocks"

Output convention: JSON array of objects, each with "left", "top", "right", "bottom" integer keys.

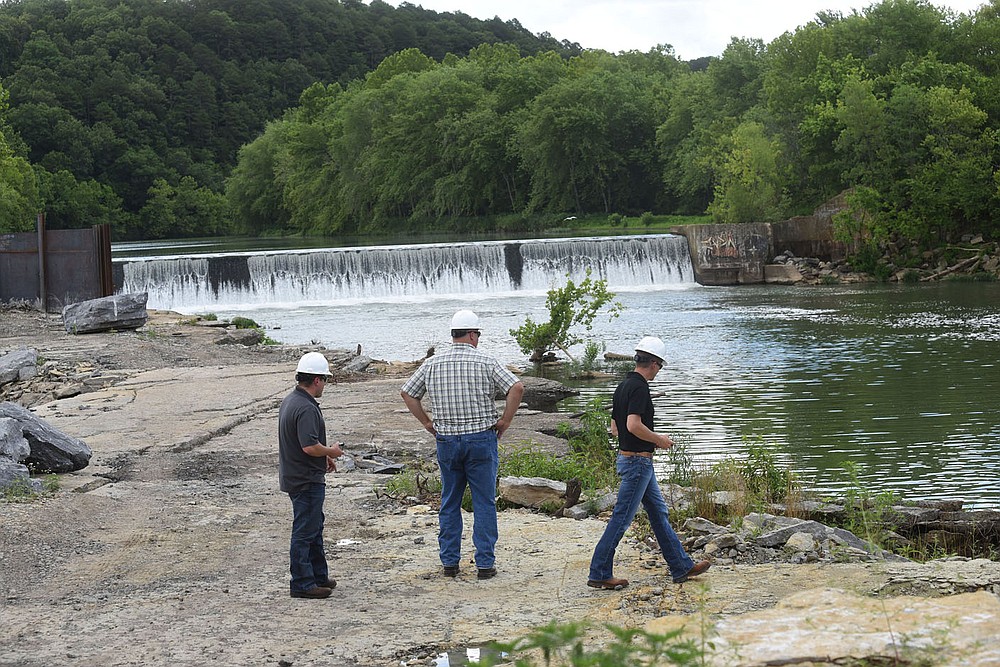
[{"left": 510, "top": 269, "right": 623, "bottom": 362}]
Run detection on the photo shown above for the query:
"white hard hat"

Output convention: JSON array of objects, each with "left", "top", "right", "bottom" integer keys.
[
  {"left": 450, "top": 309, "right": 481, "bottom": 330},
  {"left": 635, "top": 336, "right": 667, "bottom": 361},
  {"left": 296, "top": 351, "right": 331, "bottom": 375}
]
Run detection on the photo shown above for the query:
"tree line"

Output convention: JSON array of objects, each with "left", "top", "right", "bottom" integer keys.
[
  {"left": 0, "top": 0, "right": 577, "bottom": 238},
  {"left": 3, "top": 0, "right": 1000, "bottom": 249}
]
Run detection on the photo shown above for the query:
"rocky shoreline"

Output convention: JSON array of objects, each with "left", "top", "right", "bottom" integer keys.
[
  {"left": 768, "top": 234, "right": 1000, "bottom": 285},
  {"left": 3, "top": 307, "right": 1000, "bottom": 666}
]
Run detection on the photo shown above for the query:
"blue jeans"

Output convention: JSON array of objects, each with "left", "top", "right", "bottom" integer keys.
[
  {"left": 436, "top": 429, "right": 499, "bottom": 569},
  {"left": 589, "top": 454, "right": 694, "bottom": 582},
  {"left": 288, "top": 483, "right": 329, "bottom": 592}
]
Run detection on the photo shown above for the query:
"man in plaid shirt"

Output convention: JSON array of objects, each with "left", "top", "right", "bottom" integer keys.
[{"left": 401, "top": 309, "right": 524, "bottom": 580}]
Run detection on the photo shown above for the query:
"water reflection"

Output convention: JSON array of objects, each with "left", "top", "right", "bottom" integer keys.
[{"left": 562, "top": 283, "right": 1000, "bottom": 508}]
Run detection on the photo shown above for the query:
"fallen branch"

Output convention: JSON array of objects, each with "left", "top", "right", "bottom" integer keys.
[{"left": 920, "top": 255, "right": 979, "bottom": 281}]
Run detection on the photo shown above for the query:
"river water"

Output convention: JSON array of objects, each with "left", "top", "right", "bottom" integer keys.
[{"left": 114, "top": 237, "right": 1000, "bottom": 507}]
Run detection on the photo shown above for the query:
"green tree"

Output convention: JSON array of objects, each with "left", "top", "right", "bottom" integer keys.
[
  {"left": 35, "top": 168, "right": 126, "bottom": 233},
  {"left": 510, "top": 270, "right": 623, "bottom": 363},
  {"left": 707, "top": 121, "right": 789, "bottom": 223},
  {"left": 0, "top": 85, "right": 38, "bottom": 232},
  {"left": 516, "top": 56, "right": 667, "bottom": 214}
]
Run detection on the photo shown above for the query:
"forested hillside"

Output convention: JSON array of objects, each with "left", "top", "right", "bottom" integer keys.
[
  {"left": 227, "top": 0, "right": 1000, "bottom": 250},
  {"left": 3, "top": 0, "right": 1000, "bottom": 251},
  {"left": 0, "top": 0, "right": 577, "bottom": 238}
]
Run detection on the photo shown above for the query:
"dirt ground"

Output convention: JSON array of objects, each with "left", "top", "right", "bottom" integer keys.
[{"left": 2, "top": 308, "right": 1000, "bottom": 667}]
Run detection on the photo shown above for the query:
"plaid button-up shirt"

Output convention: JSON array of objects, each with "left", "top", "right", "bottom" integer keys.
[{"left": 400, "top": 343, "right": 520, "bottom": 435}]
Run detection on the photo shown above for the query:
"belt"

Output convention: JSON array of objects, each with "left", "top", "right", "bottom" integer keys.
[{"left": 618, "top": 450, "right": 653, "bottom": 458}]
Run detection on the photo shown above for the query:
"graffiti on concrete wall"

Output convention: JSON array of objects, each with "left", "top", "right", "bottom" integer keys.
[{"left": 700, "top": 232, "right": 740, "bottom": 263}]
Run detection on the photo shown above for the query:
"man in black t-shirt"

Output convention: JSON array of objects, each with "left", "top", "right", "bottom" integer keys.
[
  {"left": 587, "top": 337, "right": 711, "bottom": 591},
  {"left": 278, "top": 352, "right": 344, "bottom": 599}
]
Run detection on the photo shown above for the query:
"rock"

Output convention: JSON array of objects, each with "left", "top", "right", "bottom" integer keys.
[
  {"left": 343, "top": 355, "right": 373, "bottom": 373},
  {"left": 682, "top": 517, "right": 728, "bottom": 534},
  {"left": 0, "top": 402, "right": 91, "bottom": 473},
  {"left": 62, "top": 293, "right": 149, "bottom": 334},
  {"left": 214, "top": 328, "right": 264, "bottom": 346},
  {"left": 887, "top": 505, "right": 940, "bottom": 527},
  {"left": 693, "top": 588, "right": 1000, "bottom": 666},
  {"left": 0, "top": 458, "right": 41, "bottom": 493},
  {"left": 519, "top": 376, "right": 578, "bottom": 411},
  {"left": 0, "top": 348, "right": 38, "bottom": 385},
  {"left": 352, "top": 452, "right": 403, "bottom": 474},
  {"left": 0, "top": 416, "right": 30, "bottom": 461},
  {"left": 562, "top": 504, "right": 591, "bottom": 520},
  {"left": 499, "top": 476, "right": 567, "bottom": 509},
  {"left": 564, "top": 490, "right": 618, "bottom": 519},
  {"left": 764, "top": 264, "right": 803, "bottom": 284},
  {"left": 784, "top": 531, "right": 817, "bottom": 552}
]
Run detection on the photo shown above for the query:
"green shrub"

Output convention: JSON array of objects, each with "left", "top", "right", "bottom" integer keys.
[
  {"left": 500, "top": 399, "right": 617, "bottom": 492},
  {"left": 231, "top": 316, "right": 260, "bottom": 329}
]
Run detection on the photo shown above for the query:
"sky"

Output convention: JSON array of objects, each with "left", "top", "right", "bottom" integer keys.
[{"left": 383, "top": 0, "right": 990, "bottom": 60}]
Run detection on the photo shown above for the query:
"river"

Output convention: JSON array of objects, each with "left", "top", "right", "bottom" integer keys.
[{"left": 114, "top": 236, "right": 1000, "bottom": 507}]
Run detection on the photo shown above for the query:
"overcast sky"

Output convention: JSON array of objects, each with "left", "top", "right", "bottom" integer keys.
[{"left": 383, "top": 0, "right": 988, "bottom": 60}]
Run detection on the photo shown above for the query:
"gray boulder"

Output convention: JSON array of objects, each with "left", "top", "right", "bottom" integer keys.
[
  {"left": 62, "top": 292, "right": 148, "bottom": 334},
  {"left": 0, "top": 402, "right": 91, "bottom": 473},
  {"left": 214, "top": 328, "right": 264, "bottom": 346},
  {"left": 0, "top": 459, "right": 41, "bottom": 493},
  {"left": 519, "top": 376, "right": 579, "bottom": 411},
  {"left": 0, "top": 348, "right": 38, "bottom": 384},
  {"left": 0, "top": 416, "right": 30, "bottom": 461}
]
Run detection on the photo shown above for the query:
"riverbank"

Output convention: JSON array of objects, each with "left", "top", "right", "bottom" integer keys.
[{"left": 3, "top": 308, "right": 1000, "bottom": 666}]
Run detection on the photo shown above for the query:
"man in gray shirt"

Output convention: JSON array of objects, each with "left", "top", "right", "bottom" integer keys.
[{"left": 279, "top": 352, "right": 344, "bottom": 599}]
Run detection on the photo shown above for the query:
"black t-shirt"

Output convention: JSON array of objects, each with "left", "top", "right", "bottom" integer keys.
[
  {"left": 612, "top": 371, "right": 655, "bottom": 453},
  {"left": 277, "top": 386, "right": 327, "bottom": 493}
]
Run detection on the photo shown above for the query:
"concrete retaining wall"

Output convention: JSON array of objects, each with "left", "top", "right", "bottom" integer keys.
[{"left": 671, "top": 210, "right": 850, "bottom": 286}]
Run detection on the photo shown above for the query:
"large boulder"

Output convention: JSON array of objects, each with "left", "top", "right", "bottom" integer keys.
[
  {"left": 499, "top": 476, "right": 567, "bottom": 509},
  {"left": 519, "top": 376, "right": 579, "bottom": 411},
  {"left": 0, "top": 348, "right": 38, "bottom": 385},
  {"left": 62, "top": 292, "right": 148, "bottom": 334},
  {"left": 0, "top": 402, "right": 91, "bottom": 473}
]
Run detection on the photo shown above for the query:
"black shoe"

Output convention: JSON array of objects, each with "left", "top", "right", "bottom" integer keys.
[
  {"left": 290, "top": 586, "right": 332, "bottom": 599},
  {"left": 443, "top": 565, "right": 459, "bottom": 578},
  {"left": 317, "top": 578, "right": 337, "bottom": 590},
  {"left": 477, "top": 567, "right": 497, "bottom": 580}
]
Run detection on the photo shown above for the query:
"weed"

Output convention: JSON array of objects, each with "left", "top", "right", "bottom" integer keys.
[
  {"left": 840, "top": 461, "right": 897, "bottom": 553},
  {"left": 739, "top": 437, "right": 793, "bottom": 503},
  {"left": 479, "top": 619, "right": 703, "bottom": 667},
  {"left": 1, "top": 474, "right": 57, "bottom": 502},
  {"left": 665, "top": 440, "right": 694, "bottom": 487},
  {"left": 378, "top": 467, "right": 442, "bottom": 502},
  {"left": 580, "top": 341, "right": 602, "bottom": 372}
]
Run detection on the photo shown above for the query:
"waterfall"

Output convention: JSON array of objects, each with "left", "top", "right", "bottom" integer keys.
[{"left": 117, "top": 235, "right": 694, "bottom": 310}]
